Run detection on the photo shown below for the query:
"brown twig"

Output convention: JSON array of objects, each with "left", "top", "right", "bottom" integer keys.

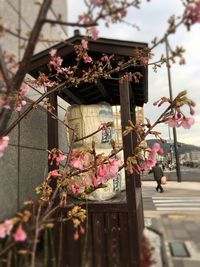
[
  {"left": 74, "top": 126, "right": 103, "bottom": 143},
  {"left": 31, "top": 205, "right": 42, "bottom": 267},
  {"left": 2, "top": 81, "right": 67, "bottom": 136},
  {"left": 0, "top": 241, "right": 15, "bottom": 258},
  {"left": 44, "top": 19, "right": 97, "bottom": 28},
  {"left": 144, "top": 105, "right": 171, "bottom": 138},
  {"left": 12, "top": 0, "right": 52, "bottom": 91},
  {"left": 6, "top": 28, "right": 62, "bottom": 44},
  {"left": 0, "top": 46, "right": 12, "bottom": 89},
  {"left": 0, "top": 0, "right": 52, "bottom": 135}
]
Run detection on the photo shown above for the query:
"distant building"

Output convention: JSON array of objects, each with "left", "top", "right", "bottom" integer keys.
[{"left": 179, "top": 151, "right": 200, "bottom": 166}]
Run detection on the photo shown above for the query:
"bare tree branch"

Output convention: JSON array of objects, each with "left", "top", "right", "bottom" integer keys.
[
  {"left": 2, "top": 81, "right": 67, "bottom": 137},
  {"left": 6, "top": 28, "right": 62, "bottom": 44},
  {"left": 12, "top": 0, "right": 52, "bottom": 91},
  {"left": 0, "top": 0, "right": 52, "bottom": 135},
  {"left": 44, "top": 18, "right": 97, "bottom": 27},
  {"left": 0, "top": 46, "right": 12, "bottom": 90}
]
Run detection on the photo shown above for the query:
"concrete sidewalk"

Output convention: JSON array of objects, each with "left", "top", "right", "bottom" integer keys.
[{"left": 142, "top": 181, "right": 200, "bottom": 267}]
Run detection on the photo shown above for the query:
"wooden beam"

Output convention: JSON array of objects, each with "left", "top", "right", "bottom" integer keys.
[
  {"left": 95, "top": 79, "right": 112, "bottom": 102},
  {"left": 63, "top": 87, "right": 85, "bottom": 104}
]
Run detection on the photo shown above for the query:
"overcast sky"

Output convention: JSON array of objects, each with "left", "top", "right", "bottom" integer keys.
[{"left": 67, "top": 0, "right": 200, "bottom": 146}]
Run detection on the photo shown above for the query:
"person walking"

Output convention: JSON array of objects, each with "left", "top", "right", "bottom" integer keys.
[{"left": 149, "top": 162, "right": 164, "bottom": 193}]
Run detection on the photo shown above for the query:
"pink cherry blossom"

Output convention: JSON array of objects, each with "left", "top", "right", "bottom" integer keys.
[
  {"left": 85, "top": 174, "right": 93, "bottom": 186},
  {"left": 56, "top": 56, "right": 63, "bottom": 66},
  {"left": 141, "top": 159, "right": 156, "bottom": 171},
  {"left": 78, "top": 14, "right": 93, "bottom": 25},
  {"left": 190, "top": 107, "right": 195, "bottom": 115},
  {"left": 97, "top": 165, "right": 108, "bottom": 178},
  {"left": 90, "top": 0, "right": 103, "bottom": 6},
  {"left": 93, "top": 177, "right": 99, "bottom": 187},
  {"left": 71, "top": 184, "right": 81, "bottom": 194},
  {"left": 50, "top": 170, "right": 61, "bottom": 177},
  {"left": 184, "top": 0, "right": 200, "bottom": 24},
  {"left": 148, "top": 149, "right": 157, "bottom": 161},
  {"left": 13, "top": 225, "right": 27, "bottom": 242},
  {"left": 151, "top": 143, "right": 160, "bottom": 153},
  {"left": 101, "top": 54, "right": 109, "bottom": 61},
  {"left": 0, "top": 220, "right": 13, "bottom": 238},
  {"left": 4, "top": 220, "right": 13, "bottom": 234},
  {"left": 15, "top": 100, "right": 27, "bottom": 111},
  {"left": 20, "top": 84, "right": 29, "bottom": 96},
  {"left": 50, "top": 49, "right": 57, "bottom": 57},
  {"left": 97, "top": 165, "right": 108, "bottom": 183},
  {"left": 81, "top": 39, "right": 88, "bottom": 50},
  {"left": 107, "top": 159, "right": 120, "bottom": 177},
  {"left": 0, "top": 135, "right": 9, "bottom": 158},
  {"left": 4, "top": 104, "right": 11, "bottom": 109},
  {"left": 80, "top": 226, "right": 85, "bottom": 234},
  {"left": 90, "top": 27, "right": 99, "bottom": 40},
  {"left": 180, "top": 117, "right": 195, "bottom": 129},
  {"left": 158, "top": 147, "right": 164, "bottom": 155},
  {"left": 179, "top": 58, "right": 186, "bottom": 65},
  {"left": 0, "top": 21, "right": 9, "bottom": 38},
  {"left": 120, "top": 8, "right": 127, "bottom": 17},
  {"left": 83, "top": 55, "right": 93, "bottom": 63},
  {"left": 167, "top": 115, "right": 181, "bottom": 128},
  {"left": 74, "top": 230, "right": 79, "bottom": 240},
  {"left": 69, "top": 159, "right": 84, "bottom": 170},
  {"left": 12, "top": 84, "right": 30, "bottom": 111},
  {"left": 49, "top": 56, "right": 63, "bottom": 71},
  {"left": 56, "top": 154, "right": 67, "bottom": 165},
  {"left": 82, "top": 179, "right": 87, "bottom": 186},
  {"left": 0, "top": 225, "right": 6, "bottom": 238},
  {"left": 49, "top": 60, "right": 56, "bottom": 67}
]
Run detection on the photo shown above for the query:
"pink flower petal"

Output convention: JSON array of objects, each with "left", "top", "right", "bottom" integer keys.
[{"left": 13, "top": 225, "right": 27, "bottom": 242}]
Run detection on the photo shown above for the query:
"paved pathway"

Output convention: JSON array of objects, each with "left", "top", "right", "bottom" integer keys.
[{"left": 142, "top": 181, "right": 200, "bottom": 267}]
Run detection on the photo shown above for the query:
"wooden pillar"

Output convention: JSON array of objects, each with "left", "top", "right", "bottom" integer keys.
[
  {"left": 47, "top": 91, "right": 58, "bottom": 171},
  {"left": 119, "top": 80, "right": 144, "bottom": 266}
]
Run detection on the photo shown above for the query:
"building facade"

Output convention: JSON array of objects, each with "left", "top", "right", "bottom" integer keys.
[{"left": 0, "top": 0, "right": 68, "bottom": 219}]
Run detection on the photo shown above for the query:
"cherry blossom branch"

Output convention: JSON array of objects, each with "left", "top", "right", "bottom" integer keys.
[
  {"left": 2, "top": 81, "right": 67, "bottom": 136},
  {"left": 70, "top": 147, "right": 124, "bottom": 177},
  {"left": 0, "top": 46, "right": 11, "bottom": 89},
  {"left": 151, "top": 19, "right": 184, "bottom": 50},
  {"left": 31, "top": 205, "right": 42, "bottom": 267},
  {"left": 0, "top": 0, "right": 52, "bottom": 135},
  {"left": 12, "top": 0, "right": 52, "bottom": 91},
  {"left": 74, "top": 125, "right": 106, "bottom": 143},
  {"left": 41, "top": 204, "right": 61, "bottom": 227},
  {"left": 6, "top": 28, "right": 62, "bottom": 44},
  {"left": 64, "top": 130, "right": 76, "bottom": 169},
  {"left": 0, "top": 241, "right": 15, "bottom": 257},
  {"left": 144, "top": 106, "right": 171, "bottom": 138},
  {"left": 44, "top": 19, "right": 97, "bottom": 27}
]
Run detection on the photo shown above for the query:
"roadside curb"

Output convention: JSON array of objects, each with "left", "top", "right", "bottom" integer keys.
[{"left": 146, "top": 226, "right": 169, "bottom": 267}]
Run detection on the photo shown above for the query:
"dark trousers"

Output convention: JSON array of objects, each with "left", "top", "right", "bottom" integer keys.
[{"left": 156, "top": 179, "right": 163, "bottom": 192}]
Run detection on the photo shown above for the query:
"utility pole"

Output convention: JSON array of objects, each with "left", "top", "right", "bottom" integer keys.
[{"left": 165, "top": 37, "right": 182, "bottom": 182}]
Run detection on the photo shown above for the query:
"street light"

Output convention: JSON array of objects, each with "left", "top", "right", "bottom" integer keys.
[{"left": 165, "top": 37, "right": 182, "bottom": 182}]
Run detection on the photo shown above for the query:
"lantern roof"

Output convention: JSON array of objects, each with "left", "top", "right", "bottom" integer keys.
[{"left": 29, "top": 33, "right": 148, "bottom": 106}]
